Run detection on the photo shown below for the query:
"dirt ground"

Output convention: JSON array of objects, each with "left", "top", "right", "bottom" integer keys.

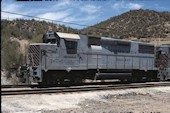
[{"left": 2, "top": 86, "right": 170, "bottom": 113}]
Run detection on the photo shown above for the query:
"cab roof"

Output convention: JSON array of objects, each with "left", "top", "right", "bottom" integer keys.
[{"left": 56, "top": 32, "right": 80, "bottom": 39}]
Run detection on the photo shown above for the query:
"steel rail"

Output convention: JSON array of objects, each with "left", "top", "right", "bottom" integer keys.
[
  {"left": 1, "top": 82, "right": 170, "bottom": 96},
  {"left": 1, "top": 85, "right": 38, "bottom": 88}
]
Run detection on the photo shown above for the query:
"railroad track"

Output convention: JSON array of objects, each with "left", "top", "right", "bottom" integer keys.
[
  {"left": 1, "top": 80, "right": 121, "bottom": 88},
  {"left": 2, "top": 82, "right": 170, "bottom": 96}
]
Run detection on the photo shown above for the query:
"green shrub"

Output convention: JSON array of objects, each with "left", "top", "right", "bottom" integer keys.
[
  {"left": 31, "top": 34, "right": 43, "bottom": 43},
  {"left": 1, "top": 40, "right": 24, "bottom": 73}
]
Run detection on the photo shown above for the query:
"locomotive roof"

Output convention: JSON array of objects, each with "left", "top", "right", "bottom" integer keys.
[
  {"left": 56, "top": 32, "right": 80, "bottom": 39},
  {"left": 160, "top": 44, "right": 170, "bottom": 47},
  {"left": 101, "top": 37, "right": 154, "bottom": 46}
]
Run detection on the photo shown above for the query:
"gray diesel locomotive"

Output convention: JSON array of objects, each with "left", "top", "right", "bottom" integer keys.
[{"left": 17, "top": 31, "right": 170, "bottom": 86}]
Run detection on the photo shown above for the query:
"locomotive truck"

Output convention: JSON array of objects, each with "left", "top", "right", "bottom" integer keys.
[{"left": 17, "top": 31, "right": 170, "bottom": 86}]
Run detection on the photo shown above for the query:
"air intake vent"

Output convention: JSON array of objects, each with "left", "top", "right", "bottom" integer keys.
[
  {"left": 28, "top": 45, "right": 40, "bottom": 66},
  {"left": 156, "top": 53, "right": 168, "bottom": 68}
]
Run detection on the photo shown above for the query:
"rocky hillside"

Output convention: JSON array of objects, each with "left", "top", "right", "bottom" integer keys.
[
  {"left": 2, "top": 9, "right": 170, "bottom": 42},
  {"left": 82, "top": 9, "right": 170, "bottom": 38},
  {"left": 1, "top": 19, "right": 79, "bottom": 42}
]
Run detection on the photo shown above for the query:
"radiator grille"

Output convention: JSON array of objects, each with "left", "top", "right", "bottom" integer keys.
[{"left": 28, "top": 45, "right": 40, "bottom": 66}]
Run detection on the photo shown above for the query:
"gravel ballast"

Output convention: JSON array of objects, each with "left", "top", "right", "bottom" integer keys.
[{"left": 2, "top": 86, "right": 170, "bottom": 113}]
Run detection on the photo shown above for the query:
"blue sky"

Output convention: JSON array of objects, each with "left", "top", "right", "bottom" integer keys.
[{"left": 1, "top": 0, "right": 170, "bottom": 29}]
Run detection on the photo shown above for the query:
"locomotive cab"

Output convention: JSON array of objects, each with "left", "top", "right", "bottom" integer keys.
[{"left": 56, "top": 32, "right": 80, "bottom": 55}]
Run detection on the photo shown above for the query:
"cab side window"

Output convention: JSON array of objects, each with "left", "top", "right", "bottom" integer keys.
[{"left": 64, "top": 39, "right": 78, "bottom": 54}]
